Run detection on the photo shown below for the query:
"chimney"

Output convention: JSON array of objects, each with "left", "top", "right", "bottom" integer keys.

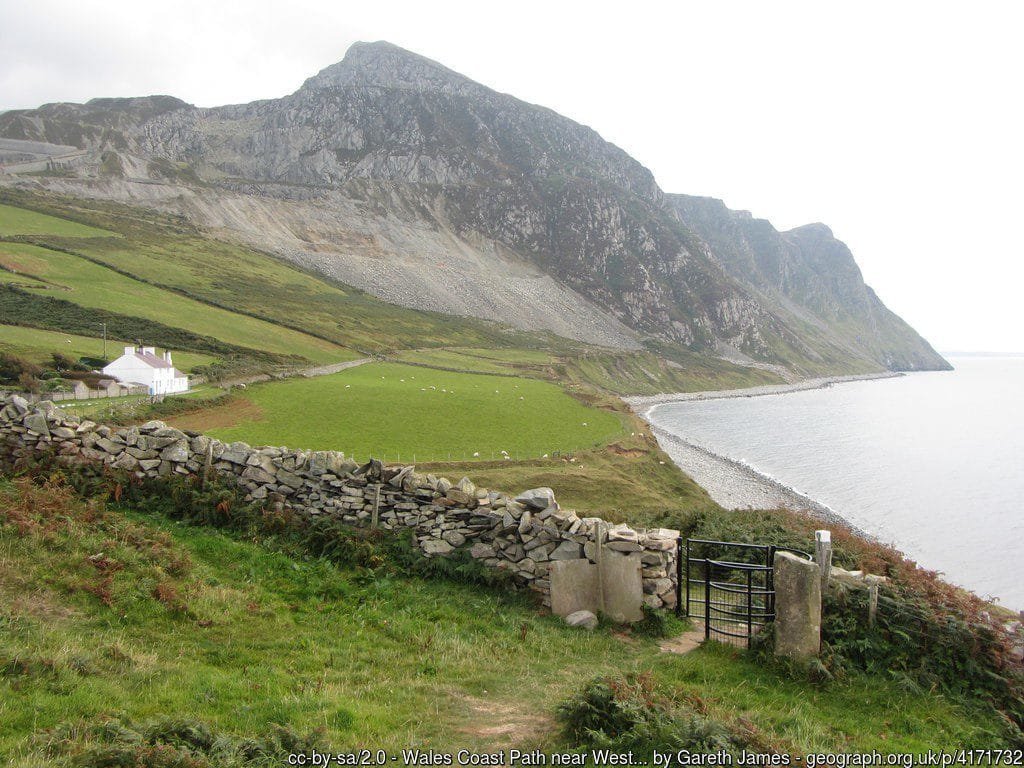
[
  {"left": 124, "top": 345, "right": 135, "bottom": 356},
  {"left": 164, "top": 350, "right": 173, "bottom": 365}
]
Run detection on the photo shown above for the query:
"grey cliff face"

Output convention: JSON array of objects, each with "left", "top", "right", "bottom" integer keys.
[
  {"left": 667, "top": 195, "right": 949, "bottom": 371},
  {"left": 0, "top": 41, "right": 949, "bottom": 373}
]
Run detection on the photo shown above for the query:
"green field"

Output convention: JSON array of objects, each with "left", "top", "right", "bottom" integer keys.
[
  {"left": 0, "top": 477, "right": 1008, "bottom": 764},
  {"left": 0, "top": 242, "right": 347, "bottom": 363},
  {"left": 170, "top": 362, "right": 625, "bottom": 461},
  {"left": 0, "top": 202, "right": 116, "bottom": 238},
  {"left": 0, "top": 324, "right": 215, "bottom": 372},
  {"left": 392, "top": 347, "right": 549, "bottom": 375}
]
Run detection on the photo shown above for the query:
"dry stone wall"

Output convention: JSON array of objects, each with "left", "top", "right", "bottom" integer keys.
[{"left": 0, "top": 395, "right": 680, "bottom": 613}]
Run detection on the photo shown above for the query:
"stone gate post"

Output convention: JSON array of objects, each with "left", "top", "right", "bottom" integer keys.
[{"left": 773, "top": 550, "right": 821, "bottom": 660}]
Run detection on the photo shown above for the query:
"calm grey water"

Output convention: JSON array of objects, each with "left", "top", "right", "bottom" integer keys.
[{"left": 649, "top": 357, "right": 1024, "bottom": 611}]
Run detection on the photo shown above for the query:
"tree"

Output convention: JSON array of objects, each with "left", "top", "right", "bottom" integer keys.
[
  {"left": 17, "top": 371, "right": 40, "bottom": 393},
  {"left": 50, "top": 352, "right": 77, "bottom": 372},
  {"left": 0, "top": 353, "right": 42, "bottom": 385}
]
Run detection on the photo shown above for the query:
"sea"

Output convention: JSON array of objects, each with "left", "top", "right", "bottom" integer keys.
[{"left": 647, "top": 356, "right": 1024, "bottom": 612}]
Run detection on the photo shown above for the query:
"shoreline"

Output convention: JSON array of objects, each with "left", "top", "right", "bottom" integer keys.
[
  {"left": 623, "top": 371, "right": 901, "bottom": 411},
  {"left": 625, "top": 373, "right": 902, "bottom": 537},
  {"left": 647, "top": 424, "right": 871, "bottom": 537}
]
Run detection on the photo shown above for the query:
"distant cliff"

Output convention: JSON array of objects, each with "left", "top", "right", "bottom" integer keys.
[
  {"left": 667, "top": 195, "right": 949, "bottom": 371},
  {"left": 0, "top": 41, "right": 950, "bottom": 374}
]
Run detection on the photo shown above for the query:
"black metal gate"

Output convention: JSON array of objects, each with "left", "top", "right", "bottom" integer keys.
[{"left": 676, "top": 538, "right": 782, "bottom": 648}]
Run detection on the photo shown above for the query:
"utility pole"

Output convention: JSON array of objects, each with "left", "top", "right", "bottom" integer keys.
[{"left": 101, "top": 322, "right": 107, "bottom": 359}]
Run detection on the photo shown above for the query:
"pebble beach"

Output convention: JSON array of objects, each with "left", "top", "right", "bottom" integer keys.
[{"left": 623, "top": 374, "right": 900, "bottom": 533}]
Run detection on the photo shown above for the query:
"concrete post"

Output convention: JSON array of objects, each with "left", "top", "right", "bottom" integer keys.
[
  {"left": 815, "top": 530, "right": 832, "bottom": 596},
  {"left": 774, "top": 551, "right": 821, "bottom": 660}
]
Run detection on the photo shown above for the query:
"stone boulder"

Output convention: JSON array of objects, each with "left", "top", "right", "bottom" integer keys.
[
  {"left": 514, "top": 487, "right": 556, "bottom": 510},
  {"left": 565, "top": 610, "right": 599, "bottom": 630}
]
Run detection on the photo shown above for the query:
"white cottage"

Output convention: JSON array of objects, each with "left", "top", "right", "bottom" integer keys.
[{"left": 102, "top": 346, "right": 189, "bottom": 395}]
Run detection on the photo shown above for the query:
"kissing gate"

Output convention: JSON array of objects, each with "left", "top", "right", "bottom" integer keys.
[{"left": 675, "top": 538, "right": 812, "bottom": 648}]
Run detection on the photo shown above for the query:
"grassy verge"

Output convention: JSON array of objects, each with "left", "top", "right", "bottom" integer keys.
[
  {"left": 54, "top": 385, "right": 229, "bottom": 422},
  {"left": 0, "top": 474, "right": 1013, "bottom": 764}
]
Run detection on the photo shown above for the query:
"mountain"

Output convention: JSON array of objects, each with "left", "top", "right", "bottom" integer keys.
[
  {"left": 666, "top": 196, "right": 948, "bottom": 372},
  {"left": 0, "top": 41, "right": 949, "bottom": 375}
]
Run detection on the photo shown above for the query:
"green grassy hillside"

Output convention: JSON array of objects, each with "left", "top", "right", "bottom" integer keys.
[
  {"left": 0, "top": 202, "right": 115, "bottom": 238},
  {"left": 0, "top": 241, "right": 346, "bottom": 363},
  {"left": 0, "top": 324, "right": 215, "bottom": 372},
  {"left": 0, "top": 191, "right": 557, "bottom": 355},
  {"left": 1, "top": 476, "right": 1009, "bottom": 765}
]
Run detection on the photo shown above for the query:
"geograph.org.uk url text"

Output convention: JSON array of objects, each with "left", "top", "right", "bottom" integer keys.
[{"left": 284, "top": 748, "right": 1024, "bottom": 767}]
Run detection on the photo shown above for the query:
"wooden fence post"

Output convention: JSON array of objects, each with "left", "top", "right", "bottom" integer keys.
[{"left": 594, "top": 520, "right": 606, "bottom": 615}]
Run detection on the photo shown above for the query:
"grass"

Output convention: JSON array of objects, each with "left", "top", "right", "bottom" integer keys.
[
  {"left": 0, "top": 241, "right": 347, "bottom": 363},
  {"left": 424, "top": 438, "right": 721, "bottom": 527},
  {"left": 395, "top": 346, "right": 784, "bottom": 396},
  {"left": 0, "top": 324, "right": 215, "bottom": 372},
  {"left": 635, "top": 644, "right": 1009, "bottom": 751},
  {"left": 168, "top": 362, "right": 626, "bottom": 461},
  {"left": 55, "top": 385, "right": 226, "bottom": 421},
  {"left": 561, "top": 348, "right": 784, "bottom": 395},
  {"left": 0, "top": 203, "right": 115, "bottom": 238},
  {"left": 392, "top": 346, "right": 557, "bottom": 375},
  {"left": 0, "top": 476, "right": 1011, "bottom": 763},
  {"left": 160, "top": 359, "right": 723, "bottom": 527}
]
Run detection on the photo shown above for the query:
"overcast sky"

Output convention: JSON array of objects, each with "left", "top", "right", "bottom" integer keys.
[{"left": 2, "top": 0, "right": 1021, "bottom": 353}]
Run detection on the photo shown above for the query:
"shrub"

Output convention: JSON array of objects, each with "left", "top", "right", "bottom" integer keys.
[
  {"left": 51, "top": 352, "right": 87, "bottom": 372},
  {"left": 42, "top": 715, "right": 326, "bottom": 767},
  {"left": 557, "top": 673, "right": 765, "bottom": 755},
  {"left": 822, "top": 583, "right": 1024, "bottom": 736},
  {"left": 630, "top": 606, "right": 688, "bottom": 639},
  {"left": 0, "top": 352, "right": 42, "bottom": 384}
]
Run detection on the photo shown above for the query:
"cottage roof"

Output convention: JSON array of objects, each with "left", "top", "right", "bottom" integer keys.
[{"left": 130, "top": 350, "right": 174, "bottom": 369}]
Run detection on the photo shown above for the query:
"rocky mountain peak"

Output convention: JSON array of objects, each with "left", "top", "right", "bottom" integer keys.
[
  {"left": 787, "top": 222, "right": 835, "bottom": 239},
  {"left": 300, "top": 40, "right": 480, "bottom": 96},
  {"left": 0, "top": 41, "right": 950, "bottom": 374}
]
